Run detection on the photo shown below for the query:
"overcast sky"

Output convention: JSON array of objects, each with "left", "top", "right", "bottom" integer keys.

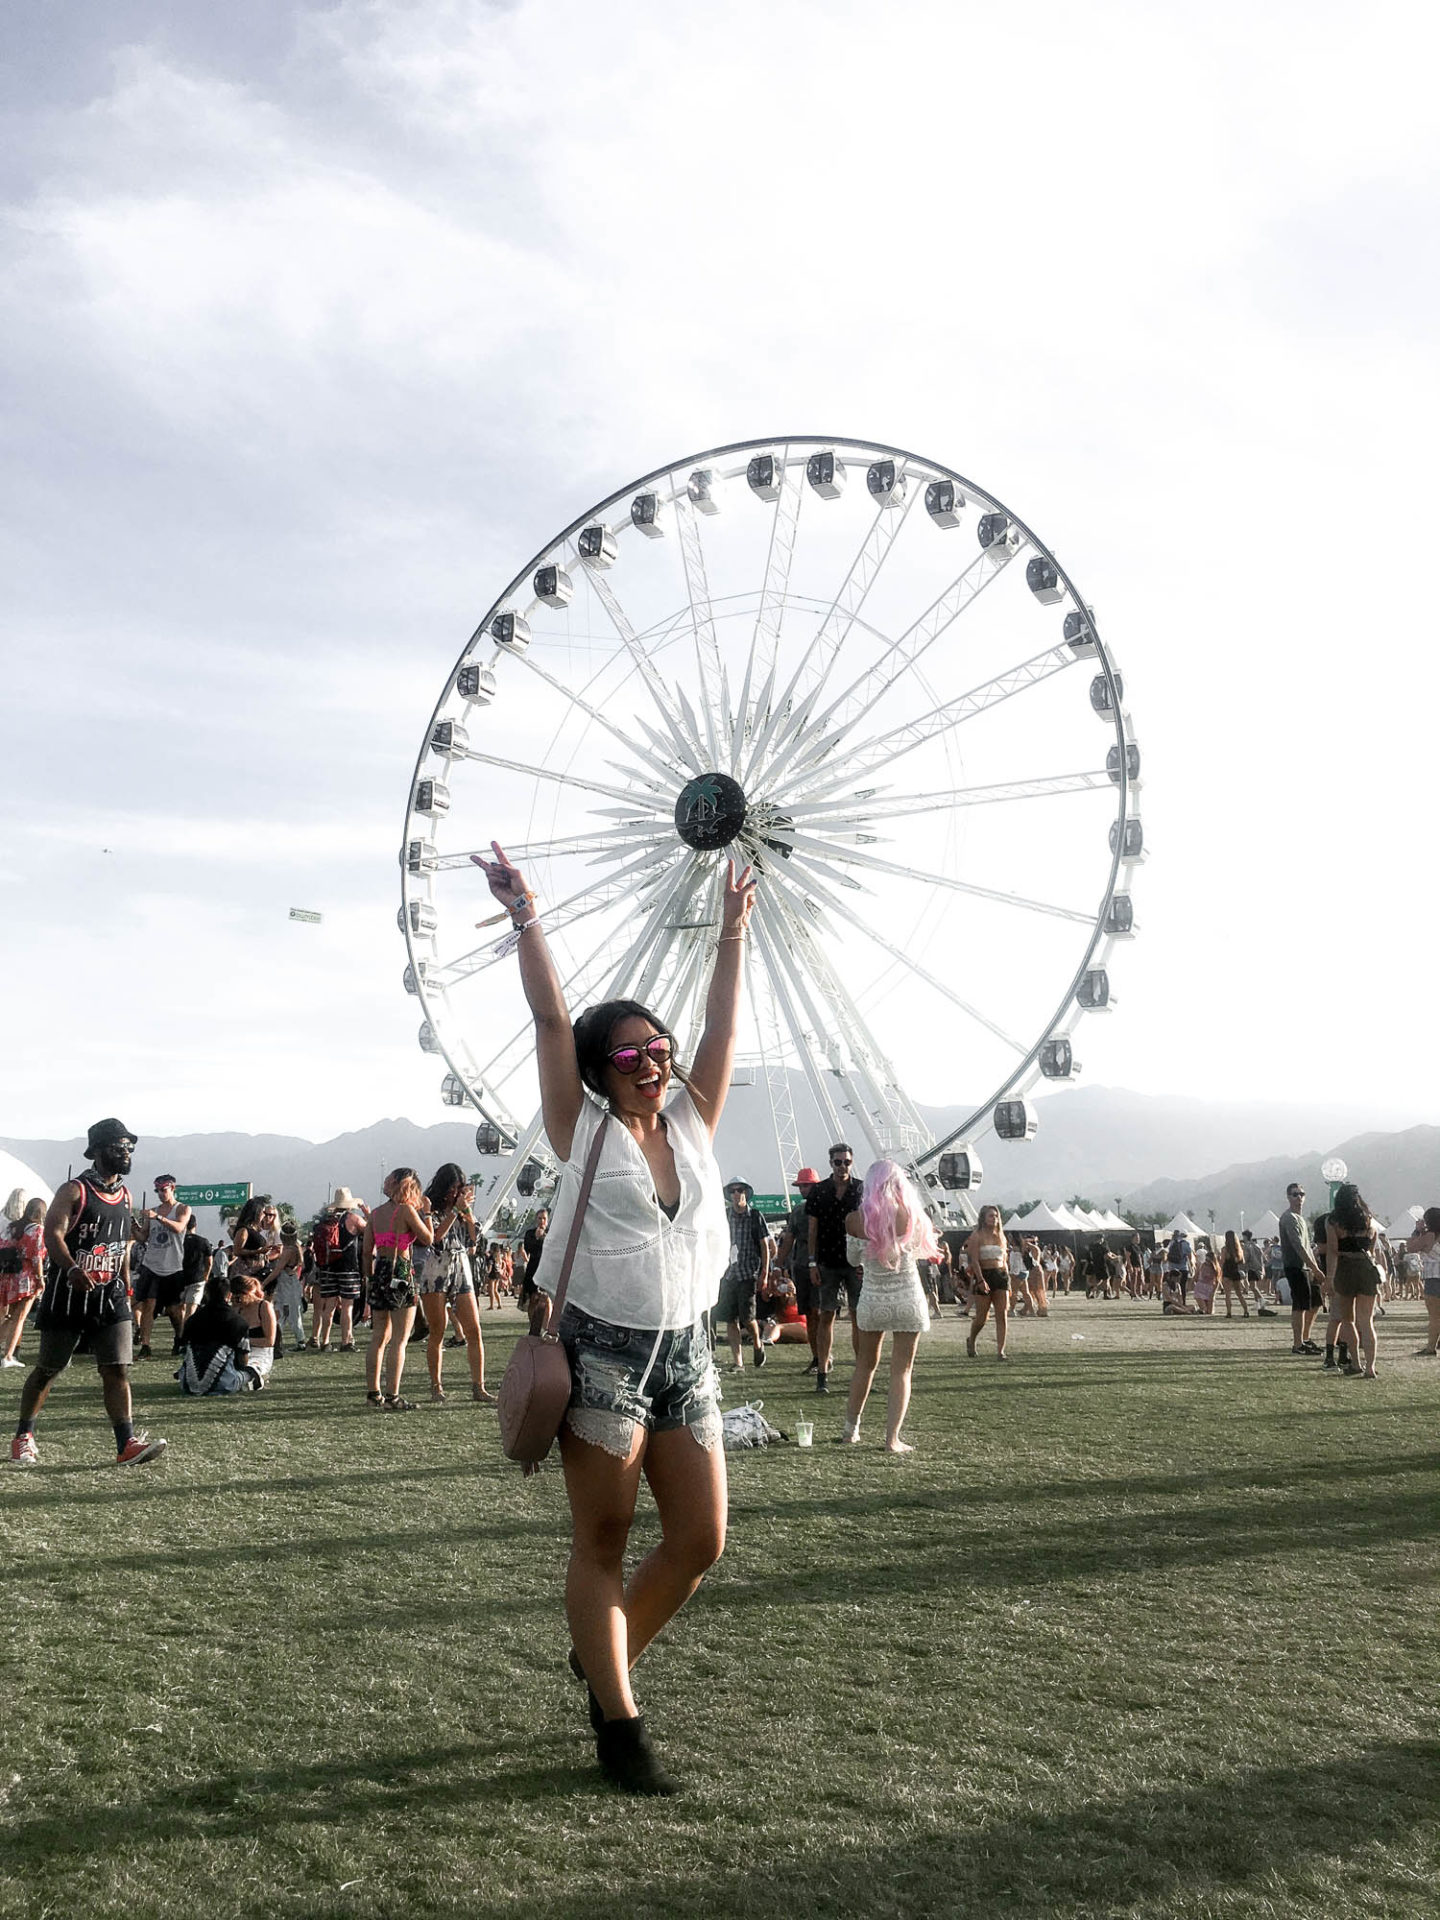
[{"left": 3, "top": 0, "right": 1437, "bottom": 1145}]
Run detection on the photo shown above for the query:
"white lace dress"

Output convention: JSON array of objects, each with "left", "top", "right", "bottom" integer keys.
[{"left": 846, "top": 1234, "right": 929, "bottom": 1334}]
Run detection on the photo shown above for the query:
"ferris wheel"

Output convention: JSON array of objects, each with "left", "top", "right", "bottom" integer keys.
[{"left": 398, "top": 436, "right": 1140, "bottom": 1215}]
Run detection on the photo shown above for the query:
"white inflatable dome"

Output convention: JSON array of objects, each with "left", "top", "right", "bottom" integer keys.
[{"left": 0, "top": 1147, "right": 55, "bottom": 1216}]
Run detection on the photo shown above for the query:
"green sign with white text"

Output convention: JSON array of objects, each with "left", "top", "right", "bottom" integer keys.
[{"left": 173, "top": 1182, "right": 252, "bottom": 1208}]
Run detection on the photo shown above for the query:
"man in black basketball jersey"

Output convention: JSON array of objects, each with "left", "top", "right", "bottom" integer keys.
[{"left": 9, "top": 1118, "right": 166, "bottom": 1468}]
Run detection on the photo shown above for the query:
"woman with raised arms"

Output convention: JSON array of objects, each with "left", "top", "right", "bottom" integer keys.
[{"left": 474, "top": 839, "right": 754, "bottom": 1797}]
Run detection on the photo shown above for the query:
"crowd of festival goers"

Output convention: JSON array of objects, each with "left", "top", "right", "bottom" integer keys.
[{"left": 5, "top": 1128, "right": 1437, "bottom": 1465}]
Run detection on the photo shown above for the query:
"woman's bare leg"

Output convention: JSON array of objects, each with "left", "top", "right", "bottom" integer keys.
[
  {"left": 625, "top": 1425, "right": 726, "bottom": 1665},
  {"left": 560, "top": 1424, "right": 647, "bottom": 1720},
  {"left": 844, "top": 1330, "right": 884, "bottom": 1438},
  {"left": 885, "top": 1331, "right": 920, "bottom": 1450},
  {"left": 383, "top": 1304, "right": 417, "bottom": 1397},
  {"left": 992, "top": 1292, "right": 1009, "bottom": 1357},
  {"left": 453, "top": 1289, "right": 487, "bottom": 1390},
  {"left": 421, "top": 1291, "right": 447, "bottom": 1391},
  {"left": 1355, "top": 1294, "right": 1378, "bottom": 1374},
  {"left": 365, "top": 1311, "right": 391, "bottom": 1395}
]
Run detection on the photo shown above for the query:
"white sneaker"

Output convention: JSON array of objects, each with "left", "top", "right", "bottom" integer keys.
[
  {"left": 0, "top": 1355, "right": 23, "bottom": 1369},
  {"left": 10, "top": 1433, "right": 38, "bottom": 1467}
]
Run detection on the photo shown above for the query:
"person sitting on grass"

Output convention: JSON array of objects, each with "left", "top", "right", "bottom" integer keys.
[
  {"left": 756, "top": 1268, "right": 808, "bottom": 1346},
  {"left": 840, "top": 1160, "right": 937, "bottom": 1452},
  {"left": 179, "top": 1269, "right": 263, "bottom": 1395},
  {"left": 231, "top": 1268, "right": 276, "bottom": 1384},
  {"left": 1161, "top": 1271, "right": 1195, "bottom": 1315}
]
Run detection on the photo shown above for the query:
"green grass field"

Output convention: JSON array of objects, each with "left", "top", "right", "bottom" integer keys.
[{"left": 3, "top": 1296, "right": 1437, "bottom": 1919}]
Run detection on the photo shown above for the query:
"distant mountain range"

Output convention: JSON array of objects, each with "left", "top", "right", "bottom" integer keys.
[
  {"left": 1116, "top": 1125, "right": 1440, "bottom": 1228},
  {"left": 5, "top": 1082, "right": 1433, "bottom": 1226}
]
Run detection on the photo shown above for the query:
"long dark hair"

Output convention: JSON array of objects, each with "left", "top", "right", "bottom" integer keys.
[
  {"left": 1331, "top": 1183, "right": 1372, "bottom": 1234},
  {"left": 425, "top": 1163, "right": 466, "bottom": 1211},
  {"left": 1423, "top": 1207, "right": 1440, "bottom": 1235},
  {"left": 233, "top": 1195, "right": 272, "bottom": 1238},
  {"left": 571, "top": 998, "right": 683, "bottom": 1100}
]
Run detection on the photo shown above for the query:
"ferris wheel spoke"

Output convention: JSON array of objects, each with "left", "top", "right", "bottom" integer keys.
[
  {"left": 450, "top": 749, "right": 665, "bottom": 812},
  {"left": 745, "top": 450, "right": 804, "bottom": 698},
  {"left": 435, "top": 852, "right": 684, "bottom": 987},
  {"left": 777, "top": 642, "right": 1077, "bottom": 806},
  {"left": 598, "top": 857, "right": 707, "bottom": 1000},
  {"left": 674, "top": 495, "right": 726, "bottom": 766},
  {"left": 782, "top": 836, "right": 1096, "bottom": 926},
  {"left": 499, "top": 819, "right": 671, "bottom": 863},
  {"left": 785, "top": 769, "right": 1112, "bottom": 826},
  {"left": 795, "top": 542, "right": 1020, "bottom": 763},
  {"left": 749, "top": 908, "right": 846, "bottom": 1142},
  {"left": 632, "top": 864, "right": 709, "bottom": 1003},
  {"left": 765, "top": 887, "right": 933, "bottom": 1148},
  {"left": 581, "top": 566, "right": 706, "bottom": 772},
  {"left": 756, "top": 901, "right": 911, "bottom": 1162},
  {"left": 734, "top": 661, "right": 782, "bottom": 787},
  {"left": 513, "top": 652, "right": 690, "bottom": 785},
  {"left": 786, "top": 489, "right": 915, "bottom": 706},
  {"left": 775, "top": 865, "right": 1027, "bottom": 1054}
]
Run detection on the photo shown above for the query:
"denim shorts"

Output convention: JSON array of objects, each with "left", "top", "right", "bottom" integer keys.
[{"left": 556, "top": 1305, "right": 722, "bottom": 1457}]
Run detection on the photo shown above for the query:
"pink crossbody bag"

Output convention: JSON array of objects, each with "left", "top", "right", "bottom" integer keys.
[{"left": 497, "top": 1115, "right": 609, "bottom": 1469}]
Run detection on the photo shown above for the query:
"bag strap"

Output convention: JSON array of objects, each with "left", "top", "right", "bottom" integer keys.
[{"left": 542, "top": 1113, "right": 610, "bottom": 1341}]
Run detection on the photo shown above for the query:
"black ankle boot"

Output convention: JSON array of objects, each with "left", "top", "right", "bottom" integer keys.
[{"left": 595, "top": 1714, "right": 677, "bottom": 1795}]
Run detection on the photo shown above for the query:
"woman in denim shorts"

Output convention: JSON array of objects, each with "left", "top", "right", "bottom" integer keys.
[{"left": 475, "top": 838, "right": 755, "bottom": 1797}]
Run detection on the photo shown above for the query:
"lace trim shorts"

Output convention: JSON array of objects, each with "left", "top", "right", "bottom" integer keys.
[{"left": 556, "top": 1304, "right": 722, "bottom": 1457}]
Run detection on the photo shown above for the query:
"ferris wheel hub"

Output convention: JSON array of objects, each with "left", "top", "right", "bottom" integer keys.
[{"left": 674, "top": 771, "right": 748, "bottom": 851}]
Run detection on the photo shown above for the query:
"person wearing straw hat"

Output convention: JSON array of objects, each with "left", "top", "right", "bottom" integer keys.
[{"left": 309, "top": 1187, "right": 365, "bottom": 1351}]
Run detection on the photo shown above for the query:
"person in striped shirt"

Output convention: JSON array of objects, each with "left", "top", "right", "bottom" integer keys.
[{"left": 10, "top": 1119, "right": 166, "bottom": 1468}]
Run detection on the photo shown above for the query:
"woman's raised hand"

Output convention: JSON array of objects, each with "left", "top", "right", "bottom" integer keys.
[
  {"left": 721, "top": 859, "right": 756, "bottom": 936},
  {"left": 472, "top": 840, "right": 531, "bottom": 911}
]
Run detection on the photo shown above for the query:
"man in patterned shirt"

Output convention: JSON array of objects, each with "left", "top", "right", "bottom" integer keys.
[{"left": 10, "top": 1118, "right": 166, "bottom": 1468}]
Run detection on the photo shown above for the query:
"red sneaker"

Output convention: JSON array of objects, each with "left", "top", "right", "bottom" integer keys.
[
  {"left": 116, "top": 1434, "right": 167, "bottom": 1466},
  {"left": 9, "top": 1433, "right": 38, "bottom": 1468}
]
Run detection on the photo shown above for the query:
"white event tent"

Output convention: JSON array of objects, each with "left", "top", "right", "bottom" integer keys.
[
  {"left": 1004, "top": 1201, "right": 1085, "bottom": 1234},
  {"left": 1249, "top": 1209, "right": 1281, "bottom": 1240},
  {"left": 1162, "top": 1212, "right": 1204, "bottom": 1238},
  {"left": 0, "top": 1147, "right": 54, "bottom": 1212},
  {"left": 1385, "top": 1207, "right": 1423, "bottom": 1241}
]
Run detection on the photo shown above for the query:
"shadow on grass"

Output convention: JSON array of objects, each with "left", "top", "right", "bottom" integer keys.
[
  {"left": 512, "top": 1736, "right": 1440, "bottom": 1920},
  {"left": 7, "top": 1732, "right": 1435, "bottom": 1920}
]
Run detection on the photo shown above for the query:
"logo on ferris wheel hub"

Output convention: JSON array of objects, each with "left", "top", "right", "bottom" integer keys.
[{"left": 674, "top": 772, "right": 747, "bottom": 851}]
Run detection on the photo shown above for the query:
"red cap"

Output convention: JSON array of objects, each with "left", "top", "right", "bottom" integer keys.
[{"left": 793, "top": 1167, "right": 822, "bottom": 1187}]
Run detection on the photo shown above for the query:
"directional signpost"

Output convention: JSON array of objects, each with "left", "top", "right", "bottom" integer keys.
[
  {"left": 750, "top": 1193, "right": 794, "bottom": 1220},
  {"left": 174, "top": 1183, "right": 252, "bottom": 1208}
]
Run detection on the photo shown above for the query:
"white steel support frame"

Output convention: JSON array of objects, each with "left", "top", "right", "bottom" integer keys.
[{"left": 400, "top": 436, "right": 1139, "bottom": 1205}]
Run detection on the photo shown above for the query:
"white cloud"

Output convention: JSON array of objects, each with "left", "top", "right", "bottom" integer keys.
[{"left": 3, "top": 0, "right": 1438, "bottom": 1147}]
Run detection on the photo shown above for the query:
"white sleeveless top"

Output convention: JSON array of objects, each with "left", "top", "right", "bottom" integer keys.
[{"left": 537, "top": 1088, "right": 729, "bottom": 1330}]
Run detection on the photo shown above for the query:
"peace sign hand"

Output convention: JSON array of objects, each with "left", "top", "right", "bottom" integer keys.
[
  {"left": 472, "top": 841, "right": 530, "bottom": 912},
  {"left": 721, "top": 859, "right": 756, "bottom": 935}
]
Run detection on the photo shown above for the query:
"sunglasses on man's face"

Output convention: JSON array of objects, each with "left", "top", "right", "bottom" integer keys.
[
  {"left": 831, "top": 1156, "right": 852, "bottom": 1166},
  {"left": 607, "top": 1036, "right": 674, "bottom": 1075}
]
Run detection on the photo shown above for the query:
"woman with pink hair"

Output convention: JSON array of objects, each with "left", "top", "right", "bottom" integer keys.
[{"left": 840, "top": 1160, "right": 939, "bottom": 1452}]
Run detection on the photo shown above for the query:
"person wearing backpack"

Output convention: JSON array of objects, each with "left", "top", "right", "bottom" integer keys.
[{"left": 308, "top": 1188, "right": 365, "bottom": 1351}]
